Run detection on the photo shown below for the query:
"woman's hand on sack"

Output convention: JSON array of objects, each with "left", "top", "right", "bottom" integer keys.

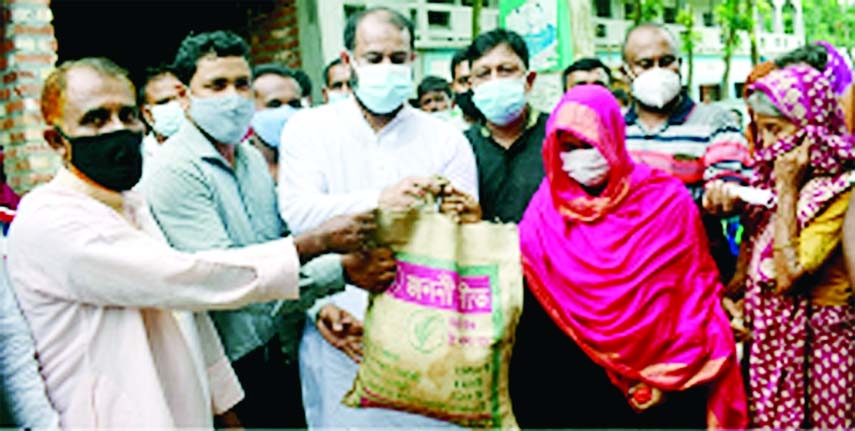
[
  {"left": 722, "top": 297, "right": 750, "bottom": 342},
  {"left": 774, "top": 142, "right": 811, "bottom": 187},
  {"left": 439, "top": 185, "right": 482, "bottom": 223},
  {"left": 317, "top": 304, "right": 364, "bottom": 363},
  {"left": 627, "top": 382, "right": 664, "bottom": 412},
  {"left": 702, "top": 180, "right": 740, "bottom": 216},
  {"left": 378, "top": 176, "right": 443, "bottom": 210},
  {"left": 342, "top": 248, "right": 397, "bottom": 293}
]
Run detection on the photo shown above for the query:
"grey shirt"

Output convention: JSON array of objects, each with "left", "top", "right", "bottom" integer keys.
[{"left": 144, "top": 121, "right": 345, "bottom": 362}]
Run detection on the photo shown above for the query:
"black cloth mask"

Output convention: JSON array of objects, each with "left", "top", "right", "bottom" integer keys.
[
  {"left": 454, "top": 90, "right": 484, "bottom": 122},
  {"left": 59, "top": 128, "right": 144, "bottom": 192}
]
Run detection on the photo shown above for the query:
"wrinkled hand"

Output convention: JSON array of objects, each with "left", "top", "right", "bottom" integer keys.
[
  {"left": 439, "top": 185, "right": 482, "bottom": 223},
  {"left": 378, "top": 176, "right": 443, "bottom": 211},
  {"left": 702, "top": 180, "right": 740, "bottom": 216},
  {"left": 774, "top": 143, "right": 811, "bottom": 186},
  {"left": 315, "top": 211, "right": 376, "bottom": 254},
  {"left": 342, "top": 248, "right": 397, "bottom": 293},
  {"left": 628, "top": 382, "right": 664, "bottom": 412},
  {"left": 317, "top": 304, "right": 364, "bottom": 363},
  {"left": 722, "top": 297, "right": 750, "bottom": 342}
]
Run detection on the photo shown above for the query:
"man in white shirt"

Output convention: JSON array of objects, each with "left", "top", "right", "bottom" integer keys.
[
  {"left": 278, "top": 6, "right": 478, "bottom": 429},
  {"left": 8, "top": 57, "right": 376, "bottom": 428}
]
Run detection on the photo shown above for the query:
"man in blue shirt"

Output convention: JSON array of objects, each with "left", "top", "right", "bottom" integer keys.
[{"left": 144, "top": 30, "right": 395, "bottom": 428}]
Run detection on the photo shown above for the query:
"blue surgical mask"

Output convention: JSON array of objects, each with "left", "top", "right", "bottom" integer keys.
[
  {"left": 148, "top": 100, "right": 184, "bottom": 138},
  {"left": 472, "top": 78, "right": 528, "bottom": 126},
  {"left": 188, "top": 94, "right": 255, "bottom": 145},
  {"left": 327, "top": 90, "right": 351, "bottom": 104},
  {"left": 353, "top": 63, "right": 413, "bottom": 114}
]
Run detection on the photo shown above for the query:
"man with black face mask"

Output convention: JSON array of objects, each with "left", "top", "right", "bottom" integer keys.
[
  {"left": 6, "top": 57, "right": 375, "bottom": 428},
  {"left": 622, "top": 23, "right": 751, "bottom": 284},
  {"left": 449, "top": 47, "right": 483, "bottom": 130}
]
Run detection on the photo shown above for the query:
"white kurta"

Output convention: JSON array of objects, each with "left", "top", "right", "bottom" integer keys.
[
  {"left": 278, "top": 98, "right": 478, "bottom": 429},
  {"left": 7, "top": 169, "right": 301, "bottom": 428}
]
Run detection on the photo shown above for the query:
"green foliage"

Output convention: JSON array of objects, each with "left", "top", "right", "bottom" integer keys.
[
  {"left": 641, "top": 0, "right": 664, "bottom": 21},
  {"left": 630, "top": 0, "right": 664, "bottom": 23},
  {"left": 716, "top": 0, "right": 754, "bottom": 55},
  {"left": 676, "top": 8, "right": 701, "bottom": 48},
  {"left": 717, "top": 0, "right": 755, "bottom": 98},
  {"left": 676, "top": 6, "right": 700, "bottom": 90},
  {"left": 757, "top": 0, "right": 774, "bottom": 32},
  {"left": 802, "top": 0, "right": 855, "bottom": 49}
]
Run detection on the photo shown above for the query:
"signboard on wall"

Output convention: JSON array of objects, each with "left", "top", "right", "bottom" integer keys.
[{"left": 499, "top": 0, "right": 573, "bottom": 72}]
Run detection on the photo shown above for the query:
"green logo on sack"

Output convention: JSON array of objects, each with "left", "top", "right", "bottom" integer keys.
[{"left": 408, "top": 309, "right": 445, "bottom": 354}]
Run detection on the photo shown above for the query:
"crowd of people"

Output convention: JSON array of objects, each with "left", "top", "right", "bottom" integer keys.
[{"left": 1, "top": 4, "right": 855, "bottom": 430}]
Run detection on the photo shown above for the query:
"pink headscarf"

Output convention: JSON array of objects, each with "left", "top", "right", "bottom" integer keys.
[
  {"left": 519, "top": 85, "right": 747, "bottom": 429},
  {"left": 747, "top": 64, "right": 855, "bottom": 286}
]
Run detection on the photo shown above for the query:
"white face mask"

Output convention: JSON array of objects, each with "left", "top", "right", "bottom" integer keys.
[
  {"left": 326, "top": 90, "right": 351, "bottom": 104},
  {"left": 559, "top": 148, "right": 610, "bottom": 188},
  {"left": 630, "top": 68, "right": 682, "bottom": 109},
  {"left": 148, "top": 100, "right": 184, "bottom": 138},
  {"left": 430, "top": 109, "right": 453, "bottom": 122}
]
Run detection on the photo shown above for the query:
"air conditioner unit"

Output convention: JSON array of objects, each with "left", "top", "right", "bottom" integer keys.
[{"left": 419, "top": 5, "right": 472, "bottom": 47}]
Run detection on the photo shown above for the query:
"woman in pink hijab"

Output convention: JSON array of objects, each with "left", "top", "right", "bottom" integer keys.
[{"left": 515, "top": 85, "right": 747, "bottom": 428}]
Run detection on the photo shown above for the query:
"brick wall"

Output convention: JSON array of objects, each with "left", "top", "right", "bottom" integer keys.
[
  {"left": 0, "top": 0, "right": 60, "bottom": 195},
  {"left": 248, "top": 0, "right": 302, "bottom": 69}
]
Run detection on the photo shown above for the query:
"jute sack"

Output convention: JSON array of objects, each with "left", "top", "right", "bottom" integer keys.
[{"left": 342, "top": 207, "right": 523, "bottom": 430}]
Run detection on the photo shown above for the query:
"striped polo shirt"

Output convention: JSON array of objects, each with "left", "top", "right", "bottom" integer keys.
[{"left": 625, "top": 95, "right": 752, "bottom": 201}]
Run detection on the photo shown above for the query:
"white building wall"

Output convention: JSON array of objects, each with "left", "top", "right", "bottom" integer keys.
[{"left": 307, "top": 0, "right": 804, "bottom": 106}]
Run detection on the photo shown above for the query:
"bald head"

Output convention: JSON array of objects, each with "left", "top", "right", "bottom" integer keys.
[
  {"left": 622, "top": 23, "right": 681, "bottom": 79},
  {"left": 344, "top": 7, "right": 414, "bottom": 52},
  {"left": 623, "top": 23, "right": 679, "bottom": 60},
  {"left": 41, "top": 58, "right": 143, "bottom": 160},
  {"left": 41, "top": 58, "right": 134, "bottom": 128}
]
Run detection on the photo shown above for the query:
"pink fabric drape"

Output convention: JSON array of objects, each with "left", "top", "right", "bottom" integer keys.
[{"left": 519, "top": 85, "right": 748, "bottom": 429}]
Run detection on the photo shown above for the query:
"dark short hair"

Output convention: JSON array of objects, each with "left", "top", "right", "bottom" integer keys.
[
  {"left": 172, "top": 30, "right": 250, "bottom": 84},
  {"left": 775, "top": 43, "right": 828, "bottom": 71},
  {"left": 253, "top": 63, "right": 298, "bottom": 81},
  {"left": 344, "top": 7, "right": 415, "bottom": 51},
  {"left": 137, "top": 64, "right": 177, "bottom": 105},
  {"left": 323, "top": 58, "right": 344, "bottom": 87},
  {"left": 466, "top": 29, "right": 529, "bottom": 69},
  {"left": 417, "top": 76, "right": 451, "bottom": 100},
  {"left": 562, "top": 57, "right": 611, "bottom": 90},
  {"left": 612, "top": 88, "right": 630, "bottom": 105},
  {"left": 450, "top": 48, "right": 469, "bottom": 80},
  {"left": 293, "top": 69, "right": 313, "bottom": 98},
  {"left": 253, "top": 63, "right": 302, "bottom": 92}
]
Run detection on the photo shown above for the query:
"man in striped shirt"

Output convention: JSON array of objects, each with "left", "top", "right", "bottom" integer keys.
[{"left": 622, "top": 23, "right": 751, "bottom": 282}]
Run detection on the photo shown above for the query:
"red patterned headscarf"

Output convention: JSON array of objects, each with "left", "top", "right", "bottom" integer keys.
[{"left": 748, "top": 64, "right": 855, "bottom": 190}]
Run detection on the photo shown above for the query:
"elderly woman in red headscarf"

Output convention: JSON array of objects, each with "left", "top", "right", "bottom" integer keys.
[
  {"left": 742, "top": 64, "right": 855, "bottom": 428},
  {"left": 502, "top": 85, "right": 747, "bottom": 429}
]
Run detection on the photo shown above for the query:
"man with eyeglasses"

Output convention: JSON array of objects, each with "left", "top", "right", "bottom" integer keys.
[
  {"left": 622, "top": 23, "right": 751, "bottom": 284},
  {"left": 562, "top": 57, "right": 612, "bottom": 91}
]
